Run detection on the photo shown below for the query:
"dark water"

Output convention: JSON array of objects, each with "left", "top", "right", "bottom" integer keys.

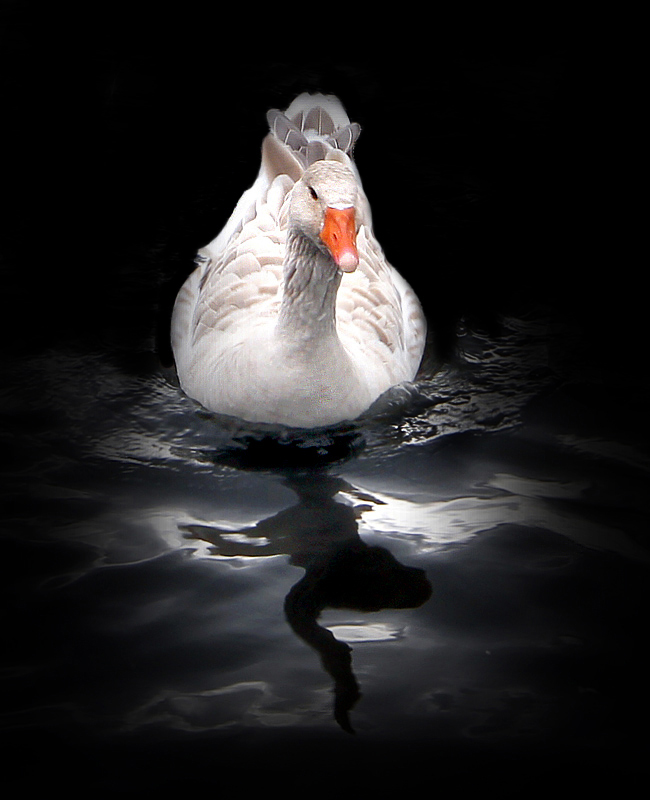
[
  {"left": 4, "top": 309, "right": 649, "bottom": 791},
  {"left": 2, "top": 18, "right": 647, "bottom": 793}
]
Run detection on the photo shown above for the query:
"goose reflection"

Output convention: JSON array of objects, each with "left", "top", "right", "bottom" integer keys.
[{"left": 182, "top": 472, "right": 431, "bottom": 733}]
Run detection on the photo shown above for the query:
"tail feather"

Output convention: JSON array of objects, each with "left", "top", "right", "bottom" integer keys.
[
  {"left": 267, "top": 93, "right": 361, "bottom": 167},
  {"left": 266, "top": 109, "right": 309, "bottom": 151},
  {"left": 303, "top": 105, "right": 333, "bottom": 136},
  {"left": 284, "top": 92, "right": 351, "bottom": 130}
]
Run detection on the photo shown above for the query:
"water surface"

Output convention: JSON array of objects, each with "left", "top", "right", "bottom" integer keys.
[{"left": 3, "top": 307, "right": 648, "bottom": 791}]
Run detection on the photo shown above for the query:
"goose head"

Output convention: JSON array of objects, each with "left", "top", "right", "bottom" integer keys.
[{"left": 289, "top": 161, "right": 360, "bottom": 273}]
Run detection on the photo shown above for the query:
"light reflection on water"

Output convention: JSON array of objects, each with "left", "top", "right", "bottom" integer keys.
[{"left": 3, "top": 310, "right": 650, "bottom": 786}]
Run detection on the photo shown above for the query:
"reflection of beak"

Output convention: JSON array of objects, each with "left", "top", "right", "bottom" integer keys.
[{"left": 320, "top": 207, "right": 359, "bottom": 272}]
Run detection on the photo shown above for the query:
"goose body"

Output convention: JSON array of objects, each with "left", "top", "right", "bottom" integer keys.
[{"left": 171, "top": 93, "right": 426, "bottom": 428}]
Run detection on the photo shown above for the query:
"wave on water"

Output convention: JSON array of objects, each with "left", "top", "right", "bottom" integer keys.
[{"left": 3, "top": 310, "right": 559, "bottom": 477}]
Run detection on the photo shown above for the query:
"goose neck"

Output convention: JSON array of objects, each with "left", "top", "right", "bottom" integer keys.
[{"left": 276, "top": 229, "right": 342, "bottom": 344}]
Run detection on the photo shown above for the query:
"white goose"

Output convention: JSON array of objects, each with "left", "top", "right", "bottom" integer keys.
[{"left": 171, "top": 93, "right": 426, "bottom": 428}]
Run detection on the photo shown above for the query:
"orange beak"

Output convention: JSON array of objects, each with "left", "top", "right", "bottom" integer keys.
[{"left": 319, "top": 207, "right": 359, "bottom": 272}]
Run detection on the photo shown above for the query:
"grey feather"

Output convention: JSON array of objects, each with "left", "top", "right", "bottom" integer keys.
[
  {"left": 266, "top": 110, "right": 308, "bottom": 150},
  {"left": 328, "top": 123, "right": 361, "bottom": 154},
  {"left": 304, "top": 106, "right": 335, "bottom": 136},
  {"left": 268, "top": 104, "right": 361, "bottom": 160},
  {"left": 305, "top": 141, "right": 328, "bottom": 166}
]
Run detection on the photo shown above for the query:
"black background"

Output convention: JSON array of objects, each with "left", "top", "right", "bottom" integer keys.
[{"left": 3, "top": 6, "right": 632, "bottom": 373}]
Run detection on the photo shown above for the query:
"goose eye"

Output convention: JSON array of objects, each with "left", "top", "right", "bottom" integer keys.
[{"left": 308, "top": 185, "right": 318, "bottom": 201}]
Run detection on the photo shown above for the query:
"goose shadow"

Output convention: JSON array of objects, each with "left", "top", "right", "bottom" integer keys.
[{"left": 181, "top": 471, "right": 432, "bottom": 734}]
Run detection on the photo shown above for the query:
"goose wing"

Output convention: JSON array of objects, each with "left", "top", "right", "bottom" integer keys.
[{"left": 337, "top": 224, "right": 426, "bottom": 390}]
